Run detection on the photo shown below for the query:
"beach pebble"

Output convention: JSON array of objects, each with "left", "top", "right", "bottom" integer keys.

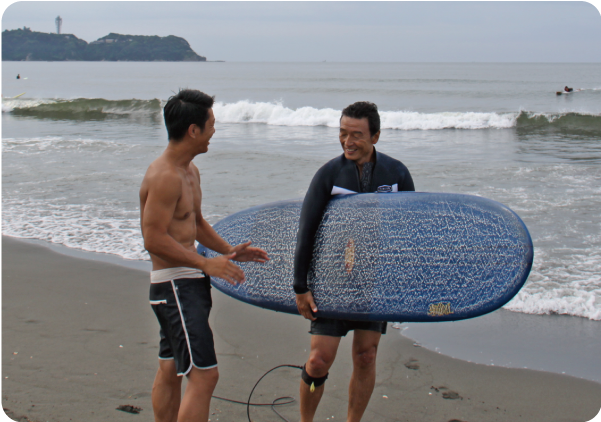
[{"left": 442, "top": 391, "right": 463, "bottom": 400}]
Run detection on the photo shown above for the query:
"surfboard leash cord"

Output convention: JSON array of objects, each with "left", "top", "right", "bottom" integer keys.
[{"left": 211, "top": 363, "right": 303, "bottom": 422}]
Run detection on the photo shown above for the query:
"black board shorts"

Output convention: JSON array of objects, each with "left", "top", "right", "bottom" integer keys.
[
  {"left": 149, "top": 277, "right": 217, "bottom": 376},
  {"left": 310, "top": 317, "right": 387, "bottom": 337}
]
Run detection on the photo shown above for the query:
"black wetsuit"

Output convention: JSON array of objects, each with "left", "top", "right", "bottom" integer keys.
[{"left": 293, "top": 148, "right": 415, "bottom": 295}]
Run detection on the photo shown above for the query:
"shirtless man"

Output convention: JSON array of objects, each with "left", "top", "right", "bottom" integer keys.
[{"left": 140, "top": 89, "right": 268, "bottom": 422}]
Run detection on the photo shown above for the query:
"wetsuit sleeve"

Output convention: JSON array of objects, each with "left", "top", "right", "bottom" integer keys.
[
  {"left": 293, "top": 164, "right": 333, "bottom": 294},
  {"left": 399, "top": 165, "right": 415, "bottom": 192}
]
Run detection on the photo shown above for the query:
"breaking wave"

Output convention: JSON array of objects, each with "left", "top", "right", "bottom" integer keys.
[
  {"left": 4, "top": 97, "right": 601, "bottom": 132},
  {"left": 214, "top": 101, "right": 601, "bottom": 132},
  {"left": 3, "top": 97, "right": 162, "bottom": 121}
]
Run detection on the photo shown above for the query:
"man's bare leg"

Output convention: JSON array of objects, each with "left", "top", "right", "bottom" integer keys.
[
  {"left": 347, "top": 330, "right": 381, "bottom": 422},
  {"left": 178, "top": 366, "right": 219, "bottom": 422},
  {"left": 152, "top": 359, "right": 182, "bottom": 422},
  {"left": 300, "top": 335, "right": 342, "bottom": 422}
]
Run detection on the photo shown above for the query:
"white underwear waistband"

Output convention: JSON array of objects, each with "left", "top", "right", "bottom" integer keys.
[{"left": 151, "top": 267, "right": 206, "bottom": 284}]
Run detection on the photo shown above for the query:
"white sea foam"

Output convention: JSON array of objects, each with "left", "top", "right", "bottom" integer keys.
[
  {"left": 2, "top": 136, "right": 137, "bottom": 155},
  {"left": 214, "top": 101, "right": 341, "bottom": 127},
  {"left": 380, "top": 110, "right": 517, "bottom": 130},
  {"left": 504, "top": 248, "right": 601, "bottom": 321},
  {"left": 1, "top": 97, "right": 57, "bottom": 112},
  {"left": 2, "top": 197, "right": 147, "bottom": 262},
  {"left": 213, "top": 101, "right": 519, "bottom": 130}
]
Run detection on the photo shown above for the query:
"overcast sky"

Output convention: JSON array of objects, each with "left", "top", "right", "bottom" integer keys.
[{"left": 2, "top": 1, "right": 600, "bottom": 62}]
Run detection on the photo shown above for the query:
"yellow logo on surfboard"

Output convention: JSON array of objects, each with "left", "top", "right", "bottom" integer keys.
[{"left": 428, "top": 302, "right": 453, "bottom": 316}]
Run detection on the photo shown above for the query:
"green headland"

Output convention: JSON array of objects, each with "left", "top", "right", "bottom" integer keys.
[{"left": 2, "top": 28, "right": 206, "bottom": 61}]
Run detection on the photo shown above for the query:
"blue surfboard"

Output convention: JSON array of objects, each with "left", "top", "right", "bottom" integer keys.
[{"left": 198, "top": 193, "right": 533, "bottom": 322}]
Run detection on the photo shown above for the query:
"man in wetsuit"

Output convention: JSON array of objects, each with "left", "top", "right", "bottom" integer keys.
[
  {"left": 140, "top": 89, "right": 269, "bottom": 422},
  {"left": 294, "top": 101, "right": 414, "bottom": 422}
]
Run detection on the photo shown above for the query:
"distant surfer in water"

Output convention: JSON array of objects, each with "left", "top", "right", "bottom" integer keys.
[
  {"left": 564, "top": 86, "right": 573, "bottom": 92},
  {"left": 294, "top": 101, "right": 415, "bottom": 422},
  {"left": 16, "top": 74, "right": 20, "bottom": 80},
  {"left": 139, "top": 89, "right": 268, "bottom": 422}
]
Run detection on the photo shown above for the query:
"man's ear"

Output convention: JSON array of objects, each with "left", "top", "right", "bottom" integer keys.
[
  {"left": 187, "top": 124, "right": 201, "bottom": 138},
  {"left": 371, "top": 130, "right": 380, "bottom": 145}
]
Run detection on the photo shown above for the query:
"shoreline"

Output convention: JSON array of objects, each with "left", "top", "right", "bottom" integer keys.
[
  {"left": 5, "top": 235, "right": 601, "bottom": 383},
  {"left": 2, "top": 236, "right": 601, "bottom": 421},
  {"left": 400, "top": 308, "right": 601, "bottom": 384}
]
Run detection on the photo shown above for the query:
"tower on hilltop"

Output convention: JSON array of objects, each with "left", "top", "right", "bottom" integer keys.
[{"left": 55, "top": 15, "right": 62, "bottom": 34}]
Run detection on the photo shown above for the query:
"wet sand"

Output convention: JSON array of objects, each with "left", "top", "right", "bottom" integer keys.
[{"left": 2, "top": 236, "right": 601, "bottom": 422}]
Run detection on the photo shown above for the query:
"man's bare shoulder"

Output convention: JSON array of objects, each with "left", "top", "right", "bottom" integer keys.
[
  {"left": 141, "top": 157, "right": 183, "bottom": 196},
  {"left": 189, "top": 161, "right": 201, "bottom": 178}
]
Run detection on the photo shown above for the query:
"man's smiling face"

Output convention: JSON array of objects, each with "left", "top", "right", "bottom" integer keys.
[
  {"left": 339, "top": 116, "right": 379, "bottom": 166},
  {"left": 192, "top": 108, "right": 216, "bottom": 154}
]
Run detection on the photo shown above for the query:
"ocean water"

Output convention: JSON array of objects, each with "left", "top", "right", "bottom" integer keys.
[{"left": 2, "top": 62, "right": 601, "bottom": 323}]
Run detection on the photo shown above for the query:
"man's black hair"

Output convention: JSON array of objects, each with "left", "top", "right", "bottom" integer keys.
[
  {"left": 163, "top": 89, "right": 215, "bottom": 141},
  {"left": 341, "top": 101, "right": 380, "bottom": 137}
]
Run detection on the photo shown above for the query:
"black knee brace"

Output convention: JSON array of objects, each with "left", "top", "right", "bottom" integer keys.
[{"left": 301, "top": 364, "right": 328, "bottom": 392}]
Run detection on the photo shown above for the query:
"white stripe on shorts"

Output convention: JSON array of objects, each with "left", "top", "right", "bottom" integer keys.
[{"left": 171, "top": 279, "right": 195, "bottom": 376}]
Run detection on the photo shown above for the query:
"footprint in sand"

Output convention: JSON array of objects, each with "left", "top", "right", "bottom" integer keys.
[
  {"left": 431, "top": 386, "right": 463, "bottom": 400},
  {"left": 404, "top": 359, "right": 420, "bottom": 370}
]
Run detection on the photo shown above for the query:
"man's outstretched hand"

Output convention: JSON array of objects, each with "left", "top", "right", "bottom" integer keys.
[
  {"left": 203, "top": 253, "right": 245, "bottom": 285},
  {"left": 230, "top": 241, "right": 269, "bottom": 263},
  {"left": 296, "top": 291, "right": 318, "bottom": 321}
]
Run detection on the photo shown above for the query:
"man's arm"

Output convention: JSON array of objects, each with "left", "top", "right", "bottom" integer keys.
[
  {"left": 399, "top": 165, "right": 415, "bottom": 192},
  {"left": 294, "top": 163, "right": 334, "bottom": 320},
  {"left": 196, "top": 213, "right": 234, "bottom": 255},
  {"left": 293, "top": 165, "right": 333, "bottom": 294},
  {"left": 197, "top": 216, "right": 269, "bottom": 263}
]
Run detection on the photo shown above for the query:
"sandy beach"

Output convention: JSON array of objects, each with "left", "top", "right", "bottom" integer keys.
[{"left": 2, "top": 236, "right": 601, "bottom": 422}]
